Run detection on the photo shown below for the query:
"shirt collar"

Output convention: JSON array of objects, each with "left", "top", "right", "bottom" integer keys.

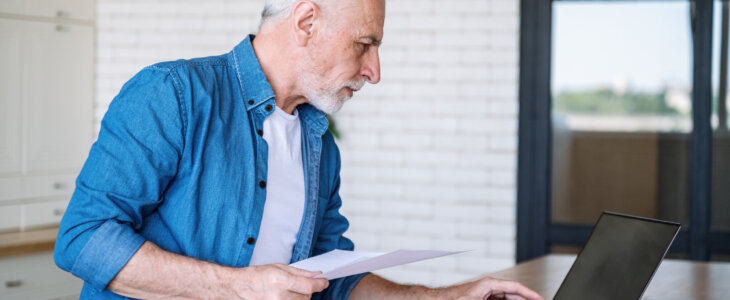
[
  {"left": 297, "top": 104, "right": 329, "bottom": 136},
  {"left": 230, "top": 35, "right": 329, "bottom": 136},
  {"left": 230, "top": 34, "right": 275, "bottom": 111}
]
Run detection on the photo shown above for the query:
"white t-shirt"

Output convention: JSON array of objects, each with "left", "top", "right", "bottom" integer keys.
[{"left": 249, "top": 106, "right": 306, "bottom": 266}]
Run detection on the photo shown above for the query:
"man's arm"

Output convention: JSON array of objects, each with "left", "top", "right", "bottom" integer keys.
[
  {"left": 54, "top": 67, "right": 187, "bottom": 289},
  {"left": 107, "top": 241, "right": 329, "bottom": 299},
  {"left": 54, "top": 67, "right": 327, "bottom": 299},
  {"left": 348, "top": 273, "right": 544, "bottom": 300}
]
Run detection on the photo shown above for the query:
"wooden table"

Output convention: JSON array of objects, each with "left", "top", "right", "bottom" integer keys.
[
  {"left": 0, "top": 227, "right": 57, "bottom": 258},
  {"left": 487, "top": 254, "right": 730, "bottom": 300}
]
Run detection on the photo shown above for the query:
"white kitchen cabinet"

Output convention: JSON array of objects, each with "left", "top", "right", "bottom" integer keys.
[
  {"left": 24, "top": 0, "right": 95, "bottom": 21},
  {"left": 21, "top": 174, "right": 77, "bottom": 200},
  {"left": 0, "top": 1, "right": 94, "bottom": 231},
  {"left": 0, "top": 252, "right": 82, "bottom": 300},
  {"left": 0, "top": 0, "right": 94, "bottom": 21},
  {"left": 0, "top": 204, "right": 22, "bottom": 232},
  {"left": 0, "top": 18, "right": 23, "bottom": 176},
  {"left": 26, "top": 20, "right": 93, "bottom": 174},
  {"left": 23, "top": 200, "right": 69, "bottom": 229},
  {"left": 0, "top": 0, "right": 23, "bottom": 15},
  {"left": 0, "top": 178, "right": 22, "bottom": 201}
]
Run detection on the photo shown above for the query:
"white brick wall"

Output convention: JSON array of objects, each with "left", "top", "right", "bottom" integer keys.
[
  {"left": 96, "top": 0, "right": 520, "bottom": 288},
  {"left": 95, "top": 0, "right": 265, "bottom": 132}
]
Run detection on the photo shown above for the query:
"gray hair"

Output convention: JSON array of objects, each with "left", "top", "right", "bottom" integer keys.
[
  {"left": 260, "top": 0, "right": 308, "bottom": 27},
  {"left": 259, "top": 0, "right": 383, "bottom": 30}
]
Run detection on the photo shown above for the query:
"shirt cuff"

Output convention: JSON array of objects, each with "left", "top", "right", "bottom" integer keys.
[{"left": 70, "top": 220, "right": 146, "bottom": 291}]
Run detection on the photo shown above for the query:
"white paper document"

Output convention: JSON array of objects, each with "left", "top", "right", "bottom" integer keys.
[{"left": 290, "top": 249, "right": 465, "bottom": 280}]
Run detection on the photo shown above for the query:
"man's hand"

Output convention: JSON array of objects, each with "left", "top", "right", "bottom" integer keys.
[
  {"left": 433, "top": 276, "right": 544, "bottom": 300},
  {"left": 349, "top": 273, "right": 543, "bottom": 300},
  {"left": 107, "top": 242, "right": 329, "bottom": 300},
  {"left": 224, "top": 264, "right": 330, "bottom": 299}
]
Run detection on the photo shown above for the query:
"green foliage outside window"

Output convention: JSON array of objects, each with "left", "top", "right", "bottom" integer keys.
[{"left": 553, "top": 89, "right": 681, "bottom": 115}]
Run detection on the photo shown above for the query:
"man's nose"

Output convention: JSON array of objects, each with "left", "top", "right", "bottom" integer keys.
[{"left": 361, "top": 50, "right": 381, "bottom": 84}]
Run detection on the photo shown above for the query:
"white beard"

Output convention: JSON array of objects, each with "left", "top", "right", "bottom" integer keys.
[
  {"left": 297, "top": 66, "right": 365, "bottom": 115},
  {"left": 306, "top": 87, "right": 346, "bottom": 115}
]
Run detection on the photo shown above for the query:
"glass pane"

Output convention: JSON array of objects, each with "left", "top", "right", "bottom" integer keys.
[
  {"left": 712, "top": 0, "right": 730, "bottom": 240},
  {"left": 551, "top": 2, "right": 692, "bottom": 229}
]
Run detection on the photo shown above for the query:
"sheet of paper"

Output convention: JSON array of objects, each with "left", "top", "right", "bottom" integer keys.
[{"left": 290, "top": 249, "right": 465, "bottom": 280}]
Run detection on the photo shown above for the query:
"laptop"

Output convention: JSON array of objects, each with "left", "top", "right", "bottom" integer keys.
[{"left": 553, "top": 212, "right": 680, "bottom": 300}]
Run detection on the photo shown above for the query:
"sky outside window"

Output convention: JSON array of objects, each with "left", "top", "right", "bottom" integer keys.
[{"left": 551, "top": 1, "right": 692, "bottom": 132}]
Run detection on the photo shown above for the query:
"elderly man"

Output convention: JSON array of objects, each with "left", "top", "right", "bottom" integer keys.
[{"left": 54, "top": 0, "right": 542, "bottom": 299}]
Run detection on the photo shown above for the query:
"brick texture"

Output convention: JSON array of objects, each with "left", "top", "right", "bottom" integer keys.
[{"left": 96, "top": 0, "right": 520, "bottom": 287}]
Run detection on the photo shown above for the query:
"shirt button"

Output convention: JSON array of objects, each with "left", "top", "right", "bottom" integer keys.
[
  {"left": 247, "top": 237, "right": 255, "bottom": 245},
  {"left": 259, "top": 181, "right": 266, "bottom": 188},
  {"left": 257, "top": 129, "right": 263, "bottom": 136},
  {"left": 265, "top": 104, "right": 273, "bottom": 112},
  {"left": 248, "top": 100, "right": 254, "bottom": 105}
]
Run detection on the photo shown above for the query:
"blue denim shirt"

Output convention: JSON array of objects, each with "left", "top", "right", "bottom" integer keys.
[{"left": 54, "top": 35, "right": 366, "bottom": 299}]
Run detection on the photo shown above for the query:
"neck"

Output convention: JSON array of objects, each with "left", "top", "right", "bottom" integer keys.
[{"left": 252, "top": 28, "right": 309, "bottom": 114}]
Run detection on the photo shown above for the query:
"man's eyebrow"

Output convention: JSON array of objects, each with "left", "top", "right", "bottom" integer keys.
[{"left": 360, "top": 36, "right": 382, "bottom": 46}]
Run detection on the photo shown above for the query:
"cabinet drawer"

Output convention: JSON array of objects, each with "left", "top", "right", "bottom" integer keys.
[
  {"left": 0, "top": 204, "right": 21, "bottom": 232},
  {"left": 0, "top": 252, "right": 82, "bottom": 299},
  {"left": 23, "top": 200, "right": 69, "bottom": 229},
  {"left": 0, "top": 178, "right": 22, "bottom": 202},
  {"left": 21, "top": 174, "right": 76, "bottom": 199},
  {"left": 23, "top": 0, "right": 95, "bottom": 21},
  {"left": 0, "top": 0, "right": 23, "bottom": 15}
]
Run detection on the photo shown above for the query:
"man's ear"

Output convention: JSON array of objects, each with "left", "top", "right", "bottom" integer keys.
[{"left": 291, "top": 1, "right": 319, "bottom": 46}]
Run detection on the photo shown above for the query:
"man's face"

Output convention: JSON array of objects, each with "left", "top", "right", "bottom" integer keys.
[{"left": 298, "top": 0, "right": 384, "bottom": 114}]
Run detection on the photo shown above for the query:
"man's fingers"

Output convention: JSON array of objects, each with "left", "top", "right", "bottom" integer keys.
[
  {"left": 263, "top": 265, "right": 329, "bottom": 295},
  {"left": 276, "top": 264, "right": 323, "bottom": 278},
  {"left": 490, "top": 280, "right": 543, "bottom": 300},
  {"left": 285, "top": 275, "right": 330, "bottom": 295},
  {"left": 277, "top": 291, "right": 311, "bottom": 300},
  {"left": 279, "top": 265, "right": 330, "bottom": 293},
  {"left": 308, "top": 277, "right": 330, "bottom": 293},
  {"left": 504, "top": 294, "right": 527, "bottom": 300}
]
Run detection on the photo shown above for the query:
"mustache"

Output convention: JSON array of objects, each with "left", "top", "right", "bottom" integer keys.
[{"left": 342, "top": 80, "right": 366, "bottom": 91}]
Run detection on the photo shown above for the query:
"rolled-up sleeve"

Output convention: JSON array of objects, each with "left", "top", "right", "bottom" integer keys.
[
  {"left": 54, "top": 66, "right": 186, "bottom": 291},
  {"left": 312, "top": 137, "right": 369, "bottom": 300}
]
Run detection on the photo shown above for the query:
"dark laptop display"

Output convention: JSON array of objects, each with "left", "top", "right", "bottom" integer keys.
[{"left": 553, "top": 212, "right": 680, "bottom": 300}]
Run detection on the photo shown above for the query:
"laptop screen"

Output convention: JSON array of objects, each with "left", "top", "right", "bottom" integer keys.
[{"left": 553, "top": 212, "right": 680, "bottom": 300}]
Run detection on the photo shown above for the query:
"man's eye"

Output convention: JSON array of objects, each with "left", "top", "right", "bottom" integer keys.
[{"left": 361, "top": 43, "right": 371, "bottom": 53}]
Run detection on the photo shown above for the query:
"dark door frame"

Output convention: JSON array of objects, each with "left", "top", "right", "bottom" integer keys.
[
  {"left": 517, "top": 0, "right": 717, "bottom": 262},
  {"left": 516, "top": 0, "right": 552, "bottom": 262}
]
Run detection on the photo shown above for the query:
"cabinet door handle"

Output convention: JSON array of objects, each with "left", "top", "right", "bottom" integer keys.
[
  {"left": 56, "top": 10, "right": 69, "bottom": 18},
  {"left": 53, "top": 182, "right": 66, "bottom": 189},
  {"left": 53, "top": 208, "right": 65, "bottom": 216},
  {"left": 55, "top": 25, "right": 70, "bottom": 32},
  {"left": 5, "top": 279, "right": 23, "bottom": 288}
]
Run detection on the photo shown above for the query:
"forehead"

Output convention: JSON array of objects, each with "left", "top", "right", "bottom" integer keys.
[{"left": 335, "top": 0, "right": 385, "bottom": 39}]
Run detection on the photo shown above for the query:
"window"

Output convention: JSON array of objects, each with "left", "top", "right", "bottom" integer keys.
[{"left": 518, "top": 0, "right": 726, "bottom": 262}]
